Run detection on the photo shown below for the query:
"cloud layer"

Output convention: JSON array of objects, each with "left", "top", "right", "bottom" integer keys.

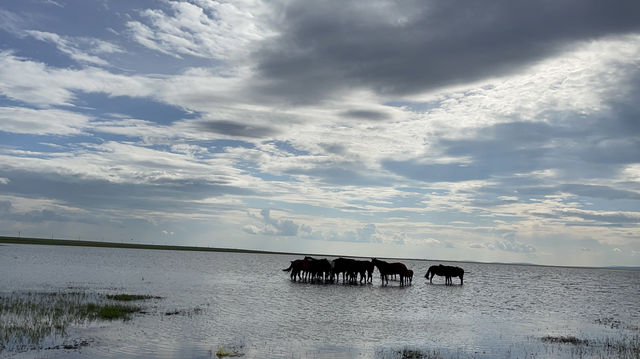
[{"left": 0, "top": 0, "right": 639, "bottom": 266}]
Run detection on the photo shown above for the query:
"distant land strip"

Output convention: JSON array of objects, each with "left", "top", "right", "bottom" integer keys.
[
  {"left": 0, "top": 236, "right": 298, "bottom": 256},
  {"left": 1, "top": 236, "right": 638, "bottom": 271}
]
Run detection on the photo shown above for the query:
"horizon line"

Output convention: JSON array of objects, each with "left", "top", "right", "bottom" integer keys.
[{"left": 1, "top": 236, "right": 637, "bottom": 272}]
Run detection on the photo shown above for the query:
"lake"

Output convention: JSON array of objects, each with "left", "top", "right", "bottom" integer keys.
[{"left": 1, "top": 243, "right": 638, "bottom": 358}]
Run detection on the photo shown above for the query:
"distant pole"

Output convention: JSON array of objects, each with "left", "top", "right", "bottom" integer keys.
[{"left": 18, "top": 231, "right": 20, "bottom": 238}]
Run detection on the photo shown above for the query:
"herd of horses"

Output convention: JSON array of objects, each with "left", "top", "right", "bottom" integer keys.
[{"left": 282, "top": 256, "right": 464, "bottom": 286}]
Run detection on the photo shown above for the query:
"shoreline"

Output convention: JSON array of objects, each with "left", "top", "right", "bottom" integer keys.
[{"left": 1, "top": 236, "right": 638, "bottom": 271}]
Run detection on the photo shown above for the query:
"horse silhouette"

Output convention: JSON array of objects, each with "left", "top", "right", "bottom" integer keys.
[
  {"left": 404, "top": 269, "right": 413, "bottom": 285},
  {"left": 331, "top": 258, "right": 372, "bottom": 283},
  {"left": 371, "top": 258, "right": 408, "bottom": 285},
  {"left": 282, "top": 259, "right": 306, "bottom": 281},
  {"left": 303, "top": 256, "right": 332, "bottom": 282},
  {"left": 425, "top": 264, "right": 464, "bottom": 285},
  {"left": 283, "top": 257, "right": 331, "bottom": 282}
]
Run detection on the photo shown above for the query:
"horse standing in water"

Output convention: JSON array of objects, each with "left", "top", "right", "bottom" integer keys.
[
  {"left": 425, "top": 264, "right": 464, "bottom": 285},
  {"left": 404, "top": 269, "right": 413, "bottom": 285},
  {"left": 282, "top": 259, "right": 306, "bottom": 281},
  {"left": 371, "top": 258, "right": 408, "bottom": 285}
]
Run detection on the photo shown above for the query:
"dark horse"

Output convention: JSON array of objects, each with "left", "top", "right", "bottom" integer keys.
[
  {"left": 371, "top": 258, "right": 408, "bottom": 285},
  {"left": 283, "top": 257, "right": 332, "bottom": 282},
  {"left": 282, "top": 259, "right": 306, "bottom": 281},
  {"left": 331, "top": 258, "right": 373, "bottom": 284},
  {"left": 425, "top": 264, "right": 464, "bottom": 285}
]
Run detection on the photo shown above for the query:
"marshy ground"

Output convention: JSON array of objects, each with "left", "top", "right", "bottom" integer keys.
[
  {"left": 1, "top": 243, "right": 638, "bottom": 358},
  {"left": 0, "top": 290, "right": 159, "bottom": 352},
  {"left": 1, "top": 290, "right": 639, "bottom": 358}
]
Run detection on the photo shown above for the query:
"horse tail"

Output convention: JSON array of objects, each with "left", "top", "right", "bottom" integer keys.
[
  {"left": 425, "top": 268, "right": 431, "bottom": 278},
  {"left": 282, "top": 261, "right": 293, "bottom": 272},
  {"left": 459, "top": 269, "right": 464, "bottom": 285}
]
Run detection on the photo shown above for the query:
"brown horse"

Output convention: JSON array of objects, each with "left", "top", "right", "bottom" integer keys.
[
  {"left": 371, "top": 258, "right": 408, "bottom": 285},
  {"left": 425, "top": 264, "right": 464, "bottom": 285},
  {"left": 404, "top": 269, "right": 413, "bottom": 285},
  {"left": 284, "top": 257, "right": 332, "bottom": 282},
  {"left": 303, "top": 256, "right": 332, "bottom": 282}
]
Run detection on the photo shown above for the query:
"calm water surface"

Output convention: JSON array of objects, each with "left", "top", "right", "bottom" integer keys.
[{"left": 1, "top": 244, "right": 638, "bottom": 358}]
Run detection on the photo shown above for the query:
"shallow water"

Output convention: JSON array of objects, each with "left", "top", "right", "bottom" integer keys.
[{"left": 1, "top": 244, "right": 638, "bottom": 358}]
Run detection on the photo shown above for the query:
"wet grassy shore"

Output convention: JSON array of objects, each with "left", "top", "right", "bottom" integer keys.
[{"left": 0, "top": 291, "right": 158, "bottom": 352}]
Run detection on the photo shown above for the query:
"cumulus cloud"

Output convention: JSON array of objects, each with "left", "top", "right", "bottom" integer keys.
[
  {"left": 243, "top": 208, "right": 310, "bottom": 236},
  {"left": 323, "top": 223, "right": 384, "bottom": 243},
  {"left": 489, "top": 233, "right": 536, "bottom": 254}
]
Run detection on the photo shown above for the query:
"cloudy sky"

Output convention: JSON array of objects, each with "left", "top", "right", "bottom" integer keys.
[{"left": 1, "top": 0, "right": 639, "bottom": 266}]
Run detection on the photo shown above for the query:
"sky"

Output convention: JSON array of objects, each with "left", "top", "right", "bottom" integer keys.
[{"left": 1, "top": 0, "right": 639, "bottom": 267}]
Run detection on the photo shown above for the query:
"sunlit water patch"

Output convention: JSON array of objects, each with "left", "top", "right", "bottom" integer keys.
[{"left": 0, "top": 244, "right": 638, "bottom": 358}]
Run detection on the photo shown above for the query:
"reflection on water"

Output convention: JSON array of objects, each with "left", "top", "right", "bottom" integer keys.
[{"left": 1, "top": 244, "right": 638, "bottom": 358}]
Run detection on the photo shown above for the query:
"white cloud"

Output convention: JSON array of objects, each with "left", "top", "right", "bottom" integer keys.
[
  {"left": 0, "top": 51, "right": 155, "bottom": 108},
  {"left": 127, "top": 0, "right": 273, "bottom": 61},
  {"left": 243, "top": 208, "right": 309, "bottom": 236},
  {"left": 0, "top": 107, "right": 90, "bottom": 135},
  {"left": 0, "top": 140, "right": 249, "bottom": 186},
  {"left": 25, "top": 30, "right": 124, "bottom": 66}
]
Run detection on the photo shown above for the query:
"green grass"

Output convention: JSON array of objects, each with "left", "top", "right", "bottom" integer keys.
[
  {"left": 398, "top": 348, "right": 444, "bottom": 359},
  {"left": 106, "top": 294, "right": 159, "bottom": 301},
  {"left": 375, "top": 347, "right": 453, "bottom": 359},
  {"left": 0, "top": 291, "right": 156, "bottom": 352},
  {"left": 540, "top": 334, "right": 640, "bottom": 359},
  {"left": 97, "top": 304, "right": 141, "bottom": 320},
  {"left": 541, "top": 335, "right": 588, "bottom": 345},
  {"left": 216, "top": 347, "right": 244, "bottom": 357}
]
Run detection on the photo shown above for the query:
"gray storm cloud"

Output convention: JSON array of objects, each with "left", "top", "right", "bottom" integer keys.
[{"left": 254, "top": 0, "right": 640, "bottom": 103}]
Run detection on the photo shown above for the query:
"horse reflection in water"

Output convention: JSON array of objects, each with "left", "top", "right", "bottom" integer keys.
[{"left": 425, "top": 264, "right": 464, "bottom": 285}]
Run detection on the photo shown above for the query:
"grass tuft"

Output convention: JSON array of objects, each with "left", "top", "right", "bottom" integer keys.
[
  {"left": 106, "top": 294, "right": 159, "bottom": 301},
  {"left": 97, "top": 305, "right": 141, "bottom": 320},
  {"left": 541, "top": 335, "right": 588, "bottom": 345},
  {"left": 216, "top": 347, "right": 243, "bottom": 357}
]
